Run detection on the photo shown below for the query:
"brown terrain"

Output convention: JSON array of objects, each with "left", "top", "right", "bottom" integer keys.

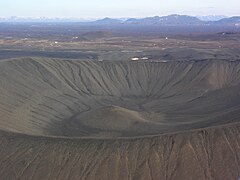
[
  {"left": 0, "top": 57, "right": 239, "bottom": 179},
  {"left": 0, "top": 23, "right": 240, "bottom": 179}
]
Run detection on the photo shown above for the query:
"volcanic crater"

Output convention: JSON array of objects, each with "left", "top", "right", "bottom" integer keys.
[{"left": 0, "top": 58, "right": 239, "bottom": 139}]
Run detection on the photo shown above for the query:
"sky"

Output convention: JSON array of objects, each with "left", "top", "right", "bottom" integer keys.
[{"left": 0, "top": 0, "right": 239, "bottom": 18}]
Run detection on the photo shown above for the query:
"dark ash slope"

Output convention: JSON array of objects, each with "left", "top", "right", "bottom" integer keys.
[
  {"left": 0, "top": 58, "right": 240, "bottom": 179},
  {"left": 0, "top": 123, "right": 240, "bottom": 180}
]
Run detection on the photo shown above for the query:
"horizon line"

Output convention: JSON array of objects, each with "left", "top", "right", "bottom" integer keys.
[{"left": 0, "top": 14, "right": 236, "bottom": 20}]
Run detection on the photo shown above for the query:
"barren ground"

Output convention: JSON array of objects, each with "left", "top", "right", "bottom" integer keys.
[{"left": 0, "top": 25, "right": 239, "bottom": 179}]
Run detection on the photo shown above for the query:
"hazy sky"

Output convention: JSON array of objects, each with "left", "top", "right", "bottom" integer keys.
[{"left": 0, "top": 0, "right": 239, "bottom": 18}]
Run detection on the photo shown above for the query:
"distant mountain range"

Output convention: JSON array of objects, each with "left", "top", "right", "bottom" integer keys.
[
  {"left": 91, "top": 15, "right": 240, "bottom": 26},
  {"left": 1, "top": 15, "right": 240, "bottom": 26},
  {"left": 123, "top": 15, "right": 203, "bottom": 25},
  {"left": 92, "top": 17, "right": 123, "bottom": 25}
]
